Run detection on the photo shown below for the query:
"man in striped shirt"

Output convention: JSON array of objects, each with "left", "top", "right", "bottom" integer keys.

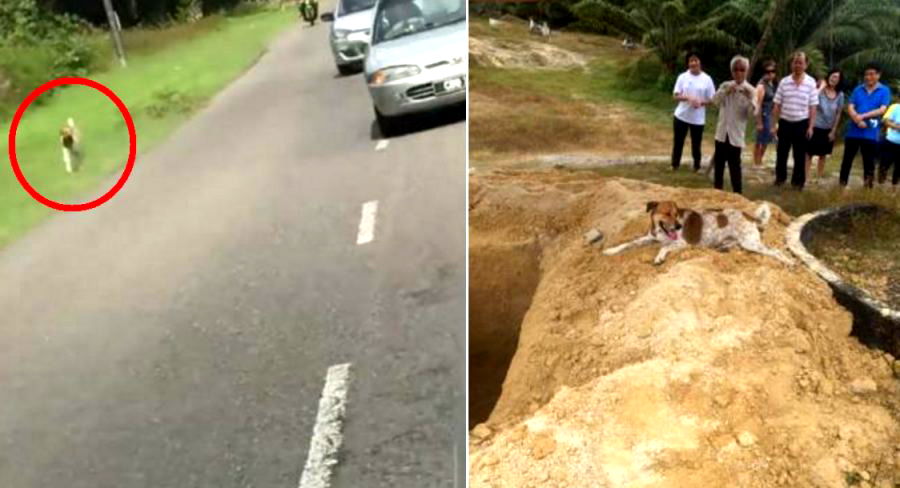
[{"left": 770, "top": 51, "right": 818, "bottom": 189}]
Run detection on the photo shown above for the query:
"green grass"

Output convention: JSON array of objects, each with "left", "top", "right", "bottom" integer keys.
[
  {"left": 582, "top": 161, "right": 899, "bottom": 216},
  {"left": 0, "top": 8, "right": 293, "bottom": 247}
]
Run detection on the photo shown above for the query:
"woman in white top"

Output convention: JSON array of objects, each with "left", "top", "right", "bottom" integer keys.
[{"left": 671, "top": 52, "right": 716, "bottom": 172}]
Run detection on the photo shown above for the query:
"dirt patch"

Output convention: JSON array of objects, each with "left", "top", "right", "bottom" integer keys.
[
  {"left": 469, "top": 169, "right": 900, "bottom": 488},
  {"left": 469, "top": 36, "right": 587, "bottom": 70},
  {"left": 807, "top": 210, "right": 900, "bottom": 309}
]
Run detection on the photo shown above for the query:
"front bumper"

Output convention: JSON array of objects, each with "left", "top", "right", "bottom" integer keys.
[
  {"left": 367, "top": 65, "right": 467, "bottom": 117},
  {"left": 330, "top": 31, "right": 369, "bottom": 66}
]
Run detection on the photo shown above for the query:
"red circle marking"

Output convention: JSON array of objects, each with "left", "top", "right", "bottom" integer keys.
[{"left": 7, "top": 77, "right": 136, "bottom": 212}]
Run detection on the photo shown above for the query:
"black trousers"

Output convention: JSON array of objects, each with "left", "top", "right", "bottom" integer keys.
[
  {"left": 714, "top": 138, "right": 742, "bottom": 194},
  {"left": 839, "top": 137, "right": 877, "bottom": 188},
  {"left": 878, "top": 140, "right": 900, "bottom": 185},
  {"left": 672, "top": 116, "right": 704, "bottom": 170},
  {"left": 775, "top": 119, "right": 808, "bottom": 188}
]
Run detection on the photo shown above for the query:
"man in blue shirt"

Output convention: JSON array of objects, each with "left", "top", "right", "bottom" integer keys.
[{"left": 839, "top": 63, "right": 892, "bottom": 189}]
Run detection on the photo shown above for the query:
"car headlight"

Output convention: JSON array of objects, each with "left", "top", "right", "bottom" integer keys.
[
  {"left": 333, "top": 29, "right": 350, "bottom": 40},
  {"left": 369, "top": 65, "right": 421, "bottom": 85}
]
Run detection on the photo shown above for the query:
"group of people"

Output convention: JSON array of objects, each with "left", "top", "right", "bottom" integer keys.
[{"left": 670, "top": 51, "right": 900, "bottom": 194}]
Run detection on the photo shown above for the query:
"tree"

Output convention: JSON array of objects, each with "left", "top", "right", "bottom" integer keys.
[
  {"left": 572, "top": 0, "right": 747, "bottom": 73},
  {"left": 573, "top": 0, "right": 900, "bottom": 87},
  {"left": 708, "top": 0, "right": 900, "bottom": 81}
]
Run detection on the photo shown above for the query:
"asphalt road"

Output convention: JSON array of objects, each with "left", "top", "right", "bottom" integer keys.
[{"left": 0, "top": 14, "right": 466, "bottom": 488}]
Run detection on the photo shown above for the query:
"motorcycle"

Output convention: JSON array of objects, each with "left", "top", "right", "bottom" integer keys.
[{"left": 298, "top": 0, "right": 318, "bottom": 26}]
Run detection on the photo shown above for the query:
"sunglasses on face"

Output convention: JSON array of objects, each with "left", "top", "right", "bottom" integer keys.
[{"left": 765, "top": 70, "right": 776, "bottom": 74}]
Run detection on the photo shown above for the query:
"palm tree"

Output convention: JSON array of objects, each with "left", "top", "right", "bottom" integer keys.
[
  {"left": 574, "top": 0, "right": 900, "bottom": 84},
  {"left": 710, "top": 0, "right": 900, "bottom": 81},
  {"left": 572, "top": 0, "right": 746, "bottom": 72}
]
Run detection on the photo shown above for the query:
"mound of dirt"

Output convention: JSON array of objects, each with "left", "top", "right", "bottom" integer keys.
[
  {"left": 469, "top": 169, "right": 900, "bottom": 488},
  {"left": 469, "top": 36, "right": 587, "bottom": 70}
]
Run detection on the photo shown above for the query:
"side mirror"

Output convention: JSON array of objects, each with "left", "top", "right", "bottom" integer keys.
[{"left": 320, "top": 11, "right": 334, "bottom": 22}]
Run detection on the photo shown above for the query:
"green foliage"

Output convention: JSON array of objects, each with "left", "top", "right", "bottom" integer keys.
[
  {"left": 573, "top": 0, "right": 747, "bottom": 74},
  {"left": 0, "top": 0, "right": 98, "bottom": 75},
  {"left": 144, "top": 88, "right": 201, "bottom": 118},
  {"left": 0, "top": 0, "right": 102, "bottom": 114},
  {"left": 571, "top": 0, "right": 900, "bottom": 87}
]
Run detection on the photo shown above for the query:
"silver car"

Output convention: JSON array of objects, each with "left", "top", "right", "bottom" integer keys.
[
  {"left": 322, "top": 0, "right": 377, "bottom": 75},
  {"left": 365, "top": 0, "right": 466, "bottom": 135}
]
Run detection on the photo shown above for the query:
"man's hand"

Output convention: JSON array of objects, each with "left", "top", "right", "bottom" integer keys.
[
  {"left": 757, "top": 121, "right": 764, "bottom": 132},
  {"left": 857, "top": 120, "right": 867, "bottom": 129},
  {"left": 828, "top": 129, "right": 836, "bottom": 142},
  {"left": 806, "top": 126, "right": 814, "bottom": 139},
  {"left": 770, "top": 124, "right": 778, "bottom": 137}
]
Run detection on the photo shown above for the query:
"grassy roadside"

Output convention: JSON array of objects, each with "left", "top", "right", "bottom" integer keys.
[{"left": 0, "top": 8, "right": 293, "bottom": 247}]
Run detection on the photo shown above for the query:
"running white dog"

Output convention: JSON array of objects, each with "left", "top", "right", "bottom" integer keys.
[
  {"left": 602, "top": 200, "right": 795, "bottom": 266},
  {"left": 59, "top": 117, "right": 81, "bottom": 173}
]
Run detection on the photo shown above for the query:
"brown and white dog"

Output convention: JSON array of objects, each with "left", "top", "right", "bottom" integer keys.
[
  {"left": 602, "top": 201, "right": 795, "bottom": 266},
  {"left": 59, "top": 118, "right": 81, "bottom": 173}
]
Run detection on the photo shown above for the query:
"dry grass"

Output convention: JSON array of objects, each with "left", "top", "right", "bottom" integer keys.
[{"left": 807, "top": 209, "right": 900, "bottom": 307}]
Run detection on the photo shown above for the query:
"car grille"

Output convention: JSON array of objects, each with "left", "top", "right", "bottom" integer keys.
[
  {"left": 406, "top": 83, "right": 436, "bottom": 100},
  {"left": 340, "top": 46, "right": 360, "bottom": 57},
  {"left": 339, "top": 41, "right": 365, "bottom": 58}
]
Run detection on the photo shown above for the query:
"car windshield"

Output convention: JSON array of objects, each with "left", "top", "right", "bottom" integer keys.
[
  {"left": 372, "top": 0, "right": 464, "bottom": 44},
  {"left": 340, "top": 0, "right": 376, "bottom": 15}
]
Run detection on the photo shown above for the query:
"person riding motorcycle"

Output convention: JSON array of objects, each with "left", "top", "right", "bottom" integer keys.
[{"left": 298, "top": 0, "right": 319, "bottom": 25}]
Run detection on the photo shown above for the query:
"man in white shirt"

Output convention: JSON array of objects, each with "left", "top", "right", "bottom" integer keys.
[
  {"left": 671, "top": 52, "right": 716, "bottom": 171},
  {"left": 711, "top": 55, "right": 757, "bottom": 194},
  {"left": 770, "top": 51, "right": 818, "bottom": 190}
]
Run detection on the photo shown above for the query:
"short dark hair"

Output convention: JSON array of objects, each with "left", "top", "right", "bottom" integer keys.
[
  {"left": 791, "top": 51, "right": 808, "bottom": 64},
  {"left": 864, "top": 62, "right": 882, "bottom": 74},
  {"left": 685, "top": 52, "right": 701, "bottom": 65},
  {"left": 826, "top": 68, "right": 842, "bottom": 88}
]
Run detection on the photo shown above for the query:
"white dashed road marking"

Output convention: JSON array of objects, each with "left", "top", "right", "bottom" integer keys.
[
  {"left": 356, "top": 201, "right": 378, "bottom": 245},
  {"left": 298, "top": 363, "right": 353, "bottom": 488},
  {"left": 375, "top": 139, "right": 389, "bottom": 151}
]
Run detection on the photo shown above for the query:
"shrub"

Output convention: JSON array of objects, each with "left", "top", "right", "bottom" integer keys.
[{"left": 0, "top": 0, "right": 102, "bottom": 114}]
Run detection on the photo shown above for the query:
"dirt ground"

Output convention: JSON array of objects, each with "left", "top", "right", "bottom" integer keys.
[
  {"left": 469, "top": 169, "right": 900, "bottom": 488},
  {"left": 468, "top": 19, "right": 686, "bottom": 165},
  {"left": 469, "top": 35, "right": 588, "bottom": 70}
]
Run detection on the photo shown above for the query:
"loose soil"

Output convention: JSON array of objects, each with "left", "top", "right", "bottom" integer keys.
[
  {"left": 807, "top": 210, "right": 900, "bottom": 310},
  {"left": 469, "top": 169, "right": 900, "bottom": 488},
  {"left": 469, "top": 36, "right": 588, "bottom": 70}
]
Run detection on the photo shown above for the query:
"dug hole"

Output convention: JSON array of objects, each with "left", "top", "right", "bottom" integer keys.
[{"left": 469, "top": 169, "right": 900, "bottom": 488}]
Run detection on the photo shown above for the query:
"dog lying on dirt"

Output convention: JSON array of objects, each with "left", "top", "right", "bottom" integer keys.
[
  {"left": 59, "top": 117, "right": 81, "bottom": 173},
  {"left": 602, "top": 200, "right": 795, "bottom": 266}
]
